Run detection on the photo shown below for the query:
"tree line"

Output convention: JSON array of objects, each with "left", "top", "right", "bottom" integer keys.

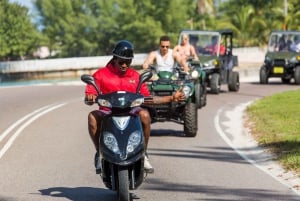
[{"left": 1, "top": 0, "right": 300, "bottom": 61}]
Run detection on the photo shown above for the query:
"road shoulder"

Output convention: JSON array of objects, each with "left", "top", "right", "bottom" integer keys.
[{"left": 215, "top": 102, "right": 300, "bottom": 195}]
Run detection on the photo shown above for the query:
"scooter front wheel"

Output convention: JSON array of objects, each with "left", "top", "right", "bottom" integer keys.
[{"left": 117, "top": 166, "right": 129, "bottom": 201}]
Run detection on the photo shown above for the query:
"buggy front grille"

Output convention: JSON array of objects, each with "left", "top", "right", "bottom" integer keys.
[{"left": 273, "top": 59, "right": 285, "bottom": 66}]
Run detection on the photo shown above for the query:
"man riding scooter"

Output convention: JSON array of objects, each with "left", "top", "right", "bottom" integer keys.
[{"left": 84, "top": 40, "right": 186, "bottom": 174}]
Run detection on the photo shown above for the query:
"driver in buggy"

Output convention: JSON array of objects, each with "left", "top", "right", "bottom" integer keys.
[
  {"left": 142, "top": 35, "right": 190, "bottom": 73},
  {"left": 205, "top": 35, "right": 225, "bottom": 55}
]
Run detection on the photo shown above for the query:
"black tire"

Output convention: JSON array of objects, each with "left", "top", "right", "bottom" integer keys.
[
  {"left": 228, "top": 71, "right": 240, "bottom": 91},
  {"left": 184, "top": 102, "right": 198, "bottom": 137},
  {"left": 210, "top": 73, "right": 220, "bottom": 94},
  {"left": 194, "top": 83, "right": 201, "bottom": 109},
  {"left": 259, "top": 67, "right": 268, "bottom": 84},
  {"left": 294, "top": 66, "right": 300, "bottom": 85},
  {"left": 200, "top": 82, "right": 207, "bottom": 107},
  {"left": 117, "top": 166, "right": 129, "bottom": 201}
]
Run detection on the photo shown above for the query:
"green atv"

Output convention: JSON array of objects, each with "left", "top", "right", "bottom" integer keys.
[
  {"left": 142, "top": 65, "right": 202, "bottom": 137},
  {"left": 260, "top": 31, "right": 300, "bottom": 84},
  {"left": 177, "top": 29, "right": 240, "bottom": 94}
]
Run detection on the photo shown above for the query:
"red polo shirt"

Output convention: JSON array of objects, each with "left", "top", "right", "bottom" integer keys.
[{"left": 85, "top": 61, "right": 150, "bottom": 97}]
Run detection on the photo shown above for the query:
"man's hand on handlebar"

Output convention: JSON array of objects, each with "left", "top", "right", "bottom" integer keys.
[
  {"left": 173, "top": 87, "right": 186, "bottom": 102},
  {"left": 84, "top": 94, "right": 97, "bottom": 105}
]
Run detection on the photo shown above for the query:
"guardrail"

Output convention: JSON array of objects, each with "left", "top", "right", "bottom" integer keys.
[
  {"left": 0, "top": 54, "right": 148, "bottom": 81},
  {"left": 0, "top": 47, "right": 265, "bottom": 81},
  {"left": 0, "top": 54, "right": 148, "bottom": 73}
]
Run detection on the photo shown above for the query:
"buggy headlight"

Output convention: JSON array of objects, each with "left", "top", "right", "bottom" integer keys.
[
  {"left": 131, "top": 98, "right": 144, "bottom": 107},
  {"left": 265, "top": 56, "right": 272, "bottom": 64},
  {"left": 203, "top": 60, "right": 218, "bottom": 68},
  {"left": 126, "top": 131, "right": 142, "bottom": 153},
  {"left": 103, "top": 132, "right": 120, "bottom": 154},
  {"left": 213, "top": 60, "right": 219, "bottom": 66},
  {"left": 191, "top": 70, "right": 199, "bottom": 79},
  {"left": 289, "top": 56, "right": 299, "bottom": 64},
  {"left": 98, "top": 99, "right": 112, "bottom": 108},
  {"left": 183, "top": 85, "right": 192, "bottom": 97}
]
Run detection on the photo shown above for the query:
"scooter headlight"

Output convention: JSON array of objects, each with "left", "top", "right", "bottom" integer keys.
[
  {"left": 130, "top": 98, "right": 144, "bottom": 107},
  {"left": 103, "top": 132, "right": 120, "bottom": 154},
  {"left": 126, "top": 131, "right": 142, "bottom": 154},
  {"left": 98, "top": 99, "right": 112, "bottom": 108}
]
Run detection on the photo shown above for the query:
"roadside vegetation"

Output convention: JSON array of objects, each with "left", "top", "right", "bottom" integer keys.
[
  {"left": 246, "top": 89, "right": 300, "bottom": 176},
  {"left": 1, "top": 0, "right": 300, "bottom": 60}
]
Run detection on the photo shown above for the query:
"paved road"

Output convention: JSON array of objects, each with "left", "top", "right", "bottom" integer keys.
[{"left": 0, "top": 78, "right": 299, "bottom": 201}]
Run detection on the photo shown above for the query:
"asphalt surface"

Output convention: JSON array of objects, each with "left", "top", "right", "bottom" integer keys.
[{"left": 0, "top": 67, "right": 300, "bottom": 201}]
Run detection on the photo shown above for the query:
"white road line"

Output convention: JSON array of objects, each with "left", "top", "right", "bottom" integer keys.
[
  {"left": 214, "top": 103, "right": 300, "bottom": 196},
  {"left": 0, "top": 103, "right": 66, "bottom": 159},
  {"left": 0, "top": 105, "right": 52, "bottom": 142}
]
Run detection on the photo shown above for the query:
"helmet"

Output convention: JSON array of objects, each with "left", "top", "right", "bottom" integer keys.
[{"left": 112, "top": 40, "right": 134, "bottom": 59}]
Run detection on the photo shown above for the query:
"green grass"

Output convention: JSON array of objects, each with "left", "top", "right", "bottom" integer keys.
[{"left": 246, "top": 89, "right": 300, "bottom": 175}]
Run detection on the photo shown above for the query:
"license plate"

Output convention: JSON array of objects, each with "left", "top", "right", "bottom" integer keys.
[{"left": 273, "top": 67, "right": 284, "bottom": 74}]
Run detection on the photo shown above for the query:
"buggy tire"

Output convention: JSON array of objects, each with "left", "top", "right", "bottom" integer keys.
[
  {"left": 194, "top": 83, "right": 201, "bottom": 109},
  {"left": 259, "top": 67, "right": 268, "bottom": 84},
  {"left": 184, "top": 102, "right": 198, "bottom": 137},
  {"left": 294, "top": 66, "right": 300, "bottom": 85},
  {"left": 228, "top": 71, "right": 240, "bottom": 91},
  {"left": 210, "top": 73, "right": 220, "bottom": 94},
  {"left": 200, "top": 82, "right": 207, "bottom": 107},
  {"left": 117, "top": 166, "right": 129, "bottom": 201}
]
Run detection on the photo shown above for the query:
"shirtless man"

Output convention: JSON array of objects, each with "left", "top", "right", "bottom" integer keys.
[{"left": 174, "top": 34, "right": 199, "bottom": 61}]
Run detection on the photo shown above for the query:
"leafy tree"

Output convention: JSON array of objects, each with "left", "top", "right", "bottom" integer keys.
[
  {"left": 217, "top": 0, "right": 300, "bottom": 47},
  {"left": 35, "top": 0, "right": 196, "bottom": 57},
  {"left": 35, "top": 0, "right": 101, "bottom": 57},
  {"left": 285, "top": 0, "right": 300, "bottom": 30},
  {"left": 0, "top": 0, "right": 43, "bottom": 61},
  {"left": 3, "top": 0, "right": 300, "bottom": 60}
]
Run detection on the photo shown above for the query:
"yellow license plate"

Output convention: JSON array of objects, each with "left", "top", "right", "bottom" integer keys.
[{"left": 273, "top": 67, "right": 284, "bottom": 74}]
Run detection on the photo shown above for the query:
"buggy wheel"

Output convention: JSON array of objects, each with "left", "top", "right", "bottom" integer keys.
[
  {"left": 117, "top": 166, "right": 129, "bottom": 201},
  {"left": 228, "top": 71, "right": 240, "bottom": 91},
  {"left": 210, "top": 73, "right": 220, "bottom": 94},
  {"left": 194, "top": 83, "right": 201, "bottom": 109},
  {"left": 294, "top": 66, "right": 300, "bottom": 85},
  {"left": 200, "top": 82, "right": 207, "bottom": 107},
  {"left": 259, "top": 67, "right": 268, "bottom": 84},
  {"left": 184, "top": 102, "right": 198, "bottom": 137}
]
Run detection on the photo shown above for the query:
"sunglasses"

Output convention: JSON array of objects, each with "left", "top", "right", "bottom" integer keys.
[
  {"left": 160, "top": 45, "right": 169, "bottom": 49},
  {"left": 117, "top": 59, "right": 132, "bottom": 65}
]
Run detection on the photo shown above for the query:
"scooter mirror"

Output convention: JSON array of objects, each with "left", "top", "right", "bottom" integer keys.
[
  {"left": 148, "top": 64, "right": 157, "bottom": 73},
  {"left": 136, "top": 70, "right": 153, "bottom": 93},
  {"left": 81, "top": 74, "right": 101, "bottom": 95},
  {"left": 81, "top": 74, "right": 94, "bottom": 84}
]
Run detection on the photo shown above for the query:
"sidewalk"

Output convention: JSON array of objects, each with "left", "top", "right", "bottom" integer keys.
[{"left": 218, "top": 102, "right": 300, "bottom": 195}]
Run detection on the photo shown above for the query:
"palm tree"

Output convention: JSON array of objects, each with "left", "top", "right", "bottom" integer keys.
[{"left": 197, "top": 0, "right": 215, "bottom": 15}]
